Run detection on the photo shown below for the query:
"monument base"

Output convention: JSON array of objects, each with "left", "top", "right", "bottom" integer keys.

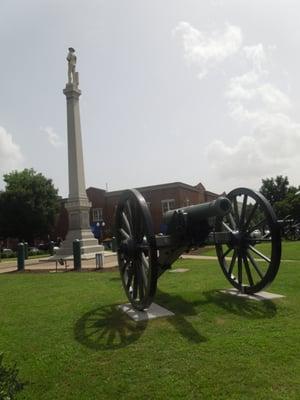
[{"left": 55, "top": 229, "right": 103, "bottom": 259}]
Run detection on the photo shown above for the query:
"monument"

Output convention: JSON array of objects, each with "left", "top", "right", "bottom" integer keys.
[{"left": 55, "top": 48, "right": 103, "bottom": 259}]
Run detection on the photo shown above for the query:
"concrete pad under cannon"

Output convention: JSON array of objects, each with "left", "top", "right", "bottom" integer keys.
[
  {"left": 220, "top": 288, "right": 285, "bottom": 301},
  {"left": 169, "top": 268, "right": 189, "bottom": 273},
  {"left": 118, "top": 303, "right": 174, "bottom": 321}
]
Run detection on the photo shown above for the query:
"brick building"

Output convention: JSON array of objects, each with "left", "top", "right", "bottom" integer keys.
[{"left": 56, "top": 181, "right": 220, "bottom": 239}]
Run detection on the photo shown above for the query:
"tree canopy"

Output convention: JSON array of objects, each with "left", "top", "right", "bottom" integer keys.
[
  {"left": 260, "top": 175, "right": 290, "bottom": 205},
  {"left": 259, "top": 175, "right": 300, "bottom": 220},
  {"left": 0, "top": 169, "right": 60, "bottom": 242}
]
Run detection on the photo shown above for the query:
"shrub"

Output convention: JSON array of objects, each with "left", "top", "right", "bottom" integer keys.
[
  {"left": 1, "top": 253, "right": 17, "bottom": 259},
  {"left": 0, "top": 353, "right": 23, "bottom": 400}
]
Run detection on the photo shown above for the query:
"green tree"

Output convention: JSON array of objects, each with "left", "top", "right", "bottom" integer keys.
[
  {"left": 275, "top": 192, "right": 300, "bottom": 220},
  {"left": 260, "top": 175, "right": 290, "bottom": 205},
  {"left": 0, "top": 169, "right": 60, "bottom": 243}
]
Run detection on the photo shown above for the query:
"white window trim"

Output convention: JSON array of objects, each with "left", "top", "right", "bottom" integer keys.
[
  {"left": 92, "top": 208, "right": 103, "bottom": 222},
  {"left": 161, "top": 199, "right": 175, "bottom": 214}
]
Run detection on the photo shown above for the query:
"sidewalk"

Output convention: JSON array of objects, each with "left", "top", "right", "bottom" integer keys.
[
  {"left": 1, "top": 253, "right": 296, "bottom": 274},
  {"left": 0, "top": 252, "right": 118, "bottom": 274}
]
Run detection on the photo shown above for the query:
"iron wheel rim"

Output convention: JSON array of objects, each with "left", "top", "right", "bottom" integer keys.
[
  {"left": 115, "top": 189, "right": 158, "bottom": 310},
  {"left": 215, "top": 187, "right": 281, "bottom": 294}
]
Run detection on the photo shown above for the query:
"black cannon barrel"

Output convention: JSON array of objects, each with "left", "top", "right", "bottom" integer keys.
[{"left": 163, "top": 196, "right": 232, "bottom": 226}]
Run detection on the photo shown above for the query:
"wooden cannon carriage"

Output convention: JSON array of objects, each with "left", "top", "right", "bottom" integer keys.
[{"left": 115, "top": 187, "right": 282, "bottom": 310}]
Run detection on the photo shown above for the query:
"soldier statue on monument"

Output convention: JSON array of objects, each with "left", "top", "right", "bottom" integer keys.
[{"left": 67, "top": 47, "right": 78, "bottom": 85}]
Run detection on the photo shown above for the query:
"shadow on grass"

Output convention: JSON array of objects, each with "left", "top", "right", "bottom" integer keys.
[
  {"left": 156, "top": 290, "right": 207, "bottom": 343},
  {"left": 157, "top": 288, "right": 277, "bottom": 320},
  {"left": 202, "top": 290, "right": 277, "bottom": 319},
  {"left": 74, "top": 305, "right": 147, "bottom": 350},
  {"left": 75, "top": 289, "right": 276, "bottom": 351}
]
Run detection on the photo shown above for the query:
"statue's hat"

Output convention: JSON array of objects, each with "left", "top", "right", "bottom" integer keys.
[{"left": 68, "top": 47, "right": 75, "bottom": 52}]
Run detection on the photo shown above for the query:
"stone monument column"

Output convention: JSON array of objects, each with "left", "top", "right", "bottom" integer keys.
[{"left": 55, "top": 48, "right": 103, "bottom": 258}]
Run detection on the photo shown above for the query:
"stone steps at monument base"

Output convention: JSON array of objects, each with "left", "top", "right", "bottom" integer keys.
[
  {"left": 47, "top": 251, "right": 118, "bottom": 268},
  {"left": 103, "top": 252, "right": 118, "bottom": 268},
  {"left": 65, "top": 230, "right": 100, "bottom": 242},
  {"left": 55, "top": 240, "right": 103, "bottom": 257}
]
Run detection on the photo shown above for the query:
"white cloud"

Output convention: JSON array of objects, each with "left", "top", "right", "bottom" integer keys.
[
  {"left": 173, "top": 22, "right": 242, "bottom": 79},
  {"left": 41, "top": 126, "right": 64, "bottom": 147},
  {"left": 243, "top": 44, "right": 268, "bottom": 74},
  {"left": 174, "top": 21, "right": 299, "bottom": 186},
  {"left": 0, "top": 126, "right": 24, "bottom": 176},
  {"left": 226, "top": 73, "right": 291, "bottom": 119},
  {"left": 205, "top": 34, "right": 296, "bottom": 183},
  {"left": 206, "top": 113, "right": 300, "bottom": 180}
]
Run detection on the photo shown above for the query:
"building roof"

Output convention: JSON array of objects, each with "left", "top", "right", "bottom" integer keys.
[
  {"left": 104, "top": 181, "right": 204, "bottom": 197},
  {"left": 86, "top": 187, "right": 106, "bottom": 193}
]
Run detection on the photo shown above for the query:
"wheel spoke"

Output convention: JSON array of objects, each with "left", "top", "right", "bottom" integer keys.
[
  {"left": 233, "top": 197, "right": 240, "bottom": 227},
  {"left": 132, "top": 268, "right": 138, "bottom": 299},
  {"left": 222, "top": 246, "right": 233, "bottom": 260},
  {"left": 248, "top": 219, "right": 267, "bottom": 234},
  {"left": 122, "top": 211, "right": 132, "bottom": 235},
  {"left": 227, "top": 212, "right": 237, "bottom": 230},
  {"left": 119, "top": 228, "right": 130, "bottom": 240},
  {"left": 125, "top": 201, "right": 133, "bottom": 227},
  {"left": 240, "top": 195, "right": 248, "bottom": 227},
  {"left": 137, "top": 263, "right": 144, "bottom": 300},
  {"left": 238, "top": 254, "right": 243, "bottom": 284},
  {"left": 140, "top": 254, "right": 149, "bottom": 286},
  {"left": 222, "top": 221, "right": 234, "bottom": 233},
  {"left": 243, "top": 254, "right": 254, "bottom": 286},
  {"left": 248, "top": 245, "right": 271, "bottom": 263},
  {"left": 246, "top": 250, "right": 264, "bottom": 279},
  {"left": 132, "top": 202, "right": 143, "bottom": 241},
  {"left": 120, "top": 259, "right": 130, "bottom": 274},
  {"left": 141, "top": 252, "right": 149, "bottom": 271},
  {"left": 130, "top": 201, "right": 137, "bottom": 237},
  {"left": 244, "top": 202, "right": 259, "bottom": 231},
  {"left": 125, "top": 267, "right": 133, "bottom": 291},
  {"left": 228, "top": 249, "right": 237, "bottom": 275}
]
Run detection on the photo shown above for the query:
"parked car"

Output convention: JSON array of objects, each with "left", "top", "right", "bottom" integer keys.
[
  {"left": 29, "top": 247, "right": 39, "bottom": 254},
  {"left": 2, "top": 248, "right": 13, "bottom": 256},
  {"left": 38, "top": 243, "right": 50, "bottom": 251},
  {"left": 250, "top": 229, "right": 262, "bottom": 239}
]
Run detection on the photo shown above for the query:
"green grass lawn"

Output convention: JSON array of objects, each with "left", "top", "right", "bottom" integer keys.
[
  {"left": 196, "top": 240, "right": 300, "bottom": 260},
  {"left": 0, "top": 258, "right": 300, "bottom": 399}
]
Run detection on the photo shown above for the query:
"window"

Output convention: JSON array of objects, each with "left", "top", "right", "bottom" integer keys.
[
  {"left": 92, "top": 208, "right": 103, "bottom": 222},
  {"left": 184, "top": 199, "right": 190, "bottom": 207},
  {"left": 161, "top": 199, "right": 175, "bottom": 214}
]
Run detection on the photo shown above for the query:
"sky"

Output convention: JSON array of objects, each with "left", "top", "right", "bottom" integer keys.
[{"left": 1, "top": 0, "right": 300, "bottom": 197}]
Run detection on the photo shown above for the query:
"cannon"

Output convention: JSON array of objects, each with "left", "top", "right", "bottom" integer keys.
[{"left": 115, "top": 187, "right": 281, "bottom": 310}]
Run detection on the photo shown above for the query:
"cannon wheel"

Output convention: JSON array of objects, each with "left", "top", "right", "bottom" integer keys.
[
  {"left": 215, "top": 187, "right": 281, "bottom": 294},
  {"left": 115, "top": 189, "right": 158, "bottom": 310}
]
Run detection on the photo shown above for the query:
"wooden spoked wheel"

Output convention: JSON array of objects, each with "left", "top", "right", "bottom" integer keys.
[
  {"left": 215, "top": 188, "right": 281, "bottom": 294},
  {"left": 115, "top": 189, "right": 158, "bottom": 310}
]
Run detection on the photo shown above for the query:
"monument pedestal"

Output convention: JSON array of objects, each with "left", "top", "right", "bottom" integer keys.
[
  {"left": 55, "top": 65, "right": 103, "bottom": 259},
  {"left": 55, "top": 197, "right": 103, "bottom": 259}
]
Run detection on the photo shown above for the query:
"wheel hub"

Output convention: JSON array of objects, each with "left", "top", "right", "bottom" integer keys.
[
  {"left": 231, "top": 230, "right": 250, "bottom": 250},
  {"left": 120, "top": 238, "right": 138, "bottom": 258}
]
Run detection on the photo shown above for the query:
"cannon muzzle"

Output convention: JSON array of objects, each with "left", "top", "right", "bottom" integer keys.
[{"left": 163, "top": 196, "right": 232, "bottom": 226}]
